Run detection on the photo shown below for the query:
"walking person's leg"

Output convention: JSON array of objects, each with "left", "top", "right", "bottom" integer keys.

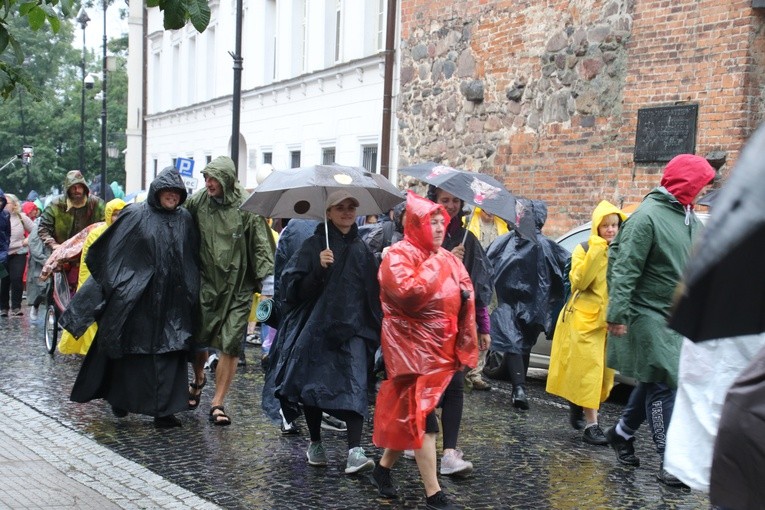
[
  {"left": 605, "top": 382, "right": 647, "bottom": 466},
  {"left": 644, "top": 382, "right": 685, "bottom": 486},
  {"left": 209, "top": 352, "right": 237, "bottom": 425},
  {"left": 508, "top": 353, "right": 529, "bottom": 409},
  {"left": 303, "top": 405, "right": 328, "bottom": 467},
  {"left": 8, "top": 254, "right": 26, "bottom": 313},
  {"left": 0, "top": 272, "right": 10, "bottom": 315},
  {"left": 337, "top": 410, "right": 374, "bottom": 474},
  {"left": 440, "top": 370, "right": 473, "bottom": 476}
]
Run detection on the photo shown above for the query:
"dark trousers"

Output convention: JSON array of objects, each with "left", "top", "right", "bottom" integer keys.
[
  {"left": 0, "top": 253, "right": 27, "bottom": 311},
  {"left": 438, "top": 370, "right": 465, "bottom": 450},
  {"left": 619, "top": 381, "right": 676, "bottom": 454},
  {"left": 304, "top": 405, "right": 364, "bottom": 450}
]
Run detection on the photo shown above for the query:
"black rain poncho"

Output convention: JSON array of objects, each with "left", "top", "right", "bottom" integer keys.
[
  {"left": 63, "top": 168, "right": 200, "bottom": 417},
  {"left": 488, "top": 200, "right": 569, "bottom": 355},
  {"left": 263, "top": 221, "right": 381, "bottom": 422}
]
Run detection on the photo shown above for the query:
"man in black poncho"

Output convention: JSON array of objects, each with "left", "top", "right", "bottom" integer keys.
[{"left": 63, "top": 167, "right": 200, "bottom": 428}]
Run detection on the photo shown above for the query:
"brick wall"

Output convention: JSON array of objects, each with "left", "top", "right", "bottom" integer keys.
[{"left": 397, "top": 0, "right": 765, "bottom": 235}]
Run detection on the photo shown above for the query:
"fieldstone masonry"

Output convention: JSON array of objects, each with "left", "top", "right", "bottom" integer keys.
[{"left": 398, "top": 0, "right": 765, "bottom": 234}]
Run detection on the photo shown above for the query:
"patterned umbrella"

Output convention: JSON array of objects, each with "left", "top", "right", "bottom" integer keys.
[{"left": 399, "top": 161, "right": 534, "bottom": 238}]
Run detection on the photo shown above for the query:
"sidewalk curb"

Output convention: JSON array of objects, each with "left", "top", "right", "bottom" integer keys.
[{"left": 0, "top": 391, "right": 220, "bottom": 509}]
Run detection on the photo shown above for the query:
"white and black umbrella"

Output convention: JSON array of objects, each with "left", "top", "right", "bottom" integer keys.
[{"left": 241, "top": 164, "right": 404, "bottom": 246}]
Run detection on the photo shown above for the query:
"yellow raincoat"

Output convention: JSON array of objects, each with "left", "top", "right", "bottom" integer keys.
[
  {"left": 466, "top": 207, "right": 509, "bottom": 246},
  {"left": 545, "top": 200, "right": 626, "bottom": 409},
  {"left": 58, "top": 198, "right": 126, "bottom": 355}
]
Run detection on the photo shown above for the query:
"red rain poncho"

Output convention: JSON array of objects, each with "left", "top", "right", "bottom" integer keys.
[{"left": 373, "top": 192, "right": 478, "bottom": 450}]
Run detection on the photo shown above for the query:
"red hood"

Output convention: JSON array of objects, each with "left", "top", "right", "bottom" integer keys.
[
  {"left": 403, "top": 191, "right": 448, "bottom": 253},
  {"left": 660, "top": 154, "right": 716, "bottom": 206}
]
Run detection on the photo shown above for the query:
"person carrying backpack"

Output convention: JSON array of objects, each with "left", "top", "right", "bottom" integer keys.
[{"left": 546, "top": 200, "right": 626, "bottom": 445}]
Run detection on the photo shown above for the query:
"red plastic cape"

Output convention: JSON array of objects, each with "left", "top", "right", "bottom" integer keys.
[{"left": 373, "top": 192, "right": 478, "bottom": 450}]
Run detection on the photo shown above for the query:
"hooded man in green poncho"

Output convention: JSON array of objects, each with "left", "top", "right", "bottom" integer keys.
[{"left": 186, "top": 156, "right": 275, "bottom": 426}]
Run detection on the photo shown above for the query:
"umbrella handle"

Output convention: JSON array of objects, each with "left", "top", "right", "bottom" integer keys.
[
  {"left": 462, "top": 208, "right": 475, "bottom": 245},
  {"left": 324, "top": 209, "right": 330, "bottom": 249}
]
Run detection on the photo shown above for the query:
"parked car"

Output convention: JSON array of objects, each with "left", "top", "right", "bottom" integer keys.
[{"left": 482, "top": 212, "right": 708, "bottom": 383}]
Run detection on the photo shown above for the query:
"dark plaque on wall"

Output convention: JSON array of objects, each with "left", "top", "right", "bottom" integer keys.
[{"left": 634, "top": 104, "right": 698, "bottom": 162}]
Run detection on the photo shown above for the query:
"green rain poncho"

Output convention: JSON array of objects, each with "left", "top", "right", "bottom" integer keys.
[{"left": 185, "top": 156, "right": 275, "bottom": 355}]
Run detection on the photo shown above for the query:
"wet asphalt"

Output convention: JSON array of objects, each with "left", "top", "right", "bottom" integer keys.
[{"left": 0, "top": 312, "right": 710, "bottom": 509}]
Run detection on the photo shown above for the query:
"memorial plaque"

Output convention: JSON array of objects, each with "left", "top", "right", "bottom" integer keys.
[{"left": 634, "top": 104, "right": 698, "bottom": 163}]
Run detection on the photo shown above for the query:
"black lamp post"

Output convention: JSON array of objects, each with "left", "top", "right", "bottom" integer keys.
[
  {"left": 100, "top": 0, "right": 108, "bottom": 200},
  {"left": 76, "top": 7, "right": 90, "bottom": 174}
]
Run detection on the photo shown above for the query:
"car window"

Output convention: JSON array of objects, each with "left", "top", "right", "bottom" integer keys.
[{"left": 557, "top": 225, "right": 591, "bottom": 253}]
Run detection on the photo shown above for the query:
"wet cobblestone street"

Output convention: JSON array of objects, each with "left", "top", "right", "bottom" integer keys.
[{"left": 1, "top": 314, "right": 710, "bottom": 509}]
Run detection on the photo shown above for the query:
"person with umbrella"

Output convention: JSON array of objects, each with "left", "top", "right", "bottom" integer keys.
[
  {"left": 371, "top": 191, "right": 477, "bottom": 509},
  {"left": 271, "top": 190, "right": 382, "bottom": 474},
  {"left": 603, "top": 154, "right": 715, "bottom": 486},
  {"left": 424, "top": 184, "right": 493, "bottom": 476}
]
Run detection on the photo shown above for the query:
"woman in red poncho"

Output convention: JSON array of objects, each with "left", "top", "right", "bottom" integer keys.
[{"left": 371, "top": 191, "right": 478, "bottom": 510}]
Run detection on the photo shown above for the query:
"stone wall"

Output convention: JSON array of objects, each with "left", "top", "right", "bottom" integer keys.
[{"left": 397, "top": 0, "right": 765, "bottom": 234}]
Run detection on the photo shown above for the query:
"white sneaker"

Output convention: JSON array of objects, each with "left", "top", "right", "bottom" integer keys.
[
  {"left": 440, "top": 449, "right": 473, "bottom": 476},
  {"left": 29, "top": 307, "right": 38, "bottom": 320},
  {"left": 402, "top": 449, "right": 415, "bottom": 460},
  {"left": 344, "top": 447, "right": 374, "bottom": 474}
]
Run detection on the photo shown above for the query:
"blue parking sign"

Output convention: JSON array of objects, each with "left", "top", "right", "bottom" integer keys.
[{"left": 176, "top": 158, "right": 195, "bottom": 177}]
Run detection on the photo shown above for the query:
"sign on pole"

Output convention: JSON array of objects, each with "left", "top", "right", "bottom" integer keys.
[{"left": 175, "top": 157, "right": 195, "bottom": 177}]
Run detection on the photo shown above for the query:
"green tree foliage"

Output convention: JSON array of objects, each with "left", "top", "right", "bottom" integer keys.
[
  {"left": 1, "top": 0, "right": 209, "bottom": 98},
  {"left": 0, "top": 16, "right": 128, "bottom": 199}
]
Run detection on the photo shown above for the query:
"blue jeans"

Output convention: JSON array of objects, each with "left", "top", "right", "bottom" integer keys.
[{"left": 619, "top": 382, "right": 676, "bottom": 454}]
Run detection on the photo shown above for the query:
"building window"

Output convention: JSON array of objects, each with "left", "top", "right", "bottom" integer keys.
[
  {"left": 206, "top": 26, "right": 216, "bottom": 99},
  {"left": 362, "top": 145, "right": 378, "bottom": 172},
  {"left": 377, "top": 0, "right": 385, "bottom": 51},
  {"left": 153, "top": 159, "right": 158, "bottom": 178},
  {"left": 290, "top": 150, "right": 301, "bottom": 168},
  {"left": 263, "top": 152, "right": 273, "bottom": 164},
  {"left": 322, "top": 148, "right": 336, "bottom": 165},
  {"left": 206, "top": 155, "right": 212, "bottom": 164},
  {"left": 188, "top": 36, "right": 197, "bottom": 104}
]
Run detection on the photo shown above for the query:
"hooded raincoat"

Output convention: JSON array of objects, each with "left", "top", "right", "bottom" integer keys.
[
  {"left": 64, "top": 168, "right": 200, "bottom": 417},
  {"left": 488, "top": 200, "right": 570, "bottom": 355},
  {"left": 38, "top": 170, "right": 105, "bottom": 249},
  {"left": 266, "top": 217, "right": 381, "bottom": 422},
  {"left": 606, "top": 154, "right": 715, "bottom": 387},
  {"left": 467, "top": 207, "right": 509, "bottom": 249},
  {"left": 546, "top": 201, "right": 626, "bottom": 409},
  {"left": 58, "top": 198, "right": 127, "bottom": 355},
  {"left": 373, "top": 192, "right": 478, "bottom": 450},
  {"left": 185, "top": 156, "right": 275, "bottom": 355}
]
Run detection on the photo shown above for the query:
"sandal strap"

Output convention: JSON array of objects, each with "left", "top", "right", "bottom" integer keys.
[
  {"left": 189, "top": 376, "right": 207, "bottom": 390},
  {"left": 210, "top": 405, "right": 226, "bottom": 415}
]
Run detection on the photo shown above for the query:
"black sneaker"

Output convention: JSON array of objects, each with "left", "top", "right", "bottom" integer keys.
[
  {"left": 111, "top": 406, "right": 128, "bottom": 418},
  {"left": 657, "top": 462, "right": 688, "bottom": 488},
  {"left": 582, "top": 424, "right": 609, "bottom": 445},
  {"left": 568, "top": 402, "right": 586, "bottom": 430},
  {"left": 369, "top": 464, "right": 397, "bottom": 498},
  {"left": 604, "top": 426, "right": 640, "bottom": 466},
  {"left": 425, "top": 490, "right": 459, "bottom": 510}
]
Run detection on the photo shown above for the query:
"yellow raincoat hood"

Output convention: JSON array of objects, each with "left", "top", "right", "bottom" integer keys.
[{"left": 590, "top": 200, "right": 627, "bottom": 239}]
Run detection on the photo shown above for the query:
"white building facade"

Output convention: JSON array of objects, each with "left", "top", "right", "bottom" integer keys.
[{"left": 125, "top": 0, "right": 393, "bottom": 192}]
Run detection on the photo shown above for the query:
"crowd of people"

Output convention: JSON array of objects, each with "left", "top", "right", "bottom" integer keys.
[{"left": 0, "top": 153, "right": 731, "bottom": 510}]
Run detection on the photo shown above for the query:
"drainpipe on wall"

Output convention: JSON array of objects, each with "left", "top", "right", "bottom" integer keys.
[
  {"left": 230, "top": 0, "right": 244, "bottom": 173},
  {"left": 379, "top": 0, "right": 397, "bottom": 179},
  {"left": 141, "top": 5, "right": 147, "bottom": 190}
]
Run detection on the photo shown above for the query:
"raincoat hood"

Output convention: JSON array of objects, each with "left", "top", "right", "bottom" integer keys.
[
  {"left": 26, "top": 190, "right": 38, "bottom": 202},
  {"left": 202, "top": 156, "right": 242, "bottom": 205},
  {"left": 147, "top": 167, "right": 187, "bottom": 210},
  {"left": 660, "top": 154, "right": 716, "bottom": 206},
  {"left": 590, "top": 200, "right": 627, "bottom": 237},
  {"left": 0, "top": 188, "right": 7, "bottom": 210},
  {"left": 110, "top": 181, "right": 125, "bottom": 199},
  {"left": 104, "top": 198, "right": 126, "bottom": 225},
  {"left": 64, "top": 170, "right": 90, "bottom": 195},
  {"left": 21, "top": 201, "right": 39, "bottom": 217},
  {"left": 391, "top": 201, "right": 407, "bottom": 234},
  {"left": 531, "top": 199, "right": 547, "bottom": 230},
  {"left": 404, "top": 191, "right": 448, "bottom": 253}
]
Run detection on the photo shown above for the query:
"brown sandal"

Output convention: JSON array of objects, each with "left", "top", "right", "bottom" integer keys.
[
  {"left": 188, "top": 375, "right": 206, "bottom": 410},
  {"left": 209, "top": 405, "right": 231, "bottom": 426}
]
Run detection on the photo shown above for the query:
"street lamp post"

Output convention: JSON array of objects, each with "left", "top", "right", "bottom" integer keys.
[
  {"left": 76, "top": 7, "right": 90, "bottom": 174},
  {"left": 100, "top": 0, "right": 108, "bottom": 200}
]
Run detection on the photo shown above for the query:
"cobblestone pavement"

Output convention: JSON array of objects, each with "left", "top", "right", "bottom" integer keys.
[{"left": 0, "top": 313, "right": 710, "bottom": 509}]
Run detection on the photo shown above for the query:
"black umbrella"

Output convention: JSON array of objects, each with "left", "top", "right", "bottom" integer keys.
[
  {"left": 399, "top": 162, "right": 534, "bottom": 238},
  {"left": 696, "top": 188, "right": 720, "bottom": 207},
  {"left": 669, "top": 124, "right": 765, "bottom": 341}
]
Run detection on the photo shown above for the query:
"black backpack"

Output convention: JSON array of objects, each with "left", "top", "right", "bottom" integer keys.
[{"left": 561, "top": 241, "right": 590, "bottom": 306}]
